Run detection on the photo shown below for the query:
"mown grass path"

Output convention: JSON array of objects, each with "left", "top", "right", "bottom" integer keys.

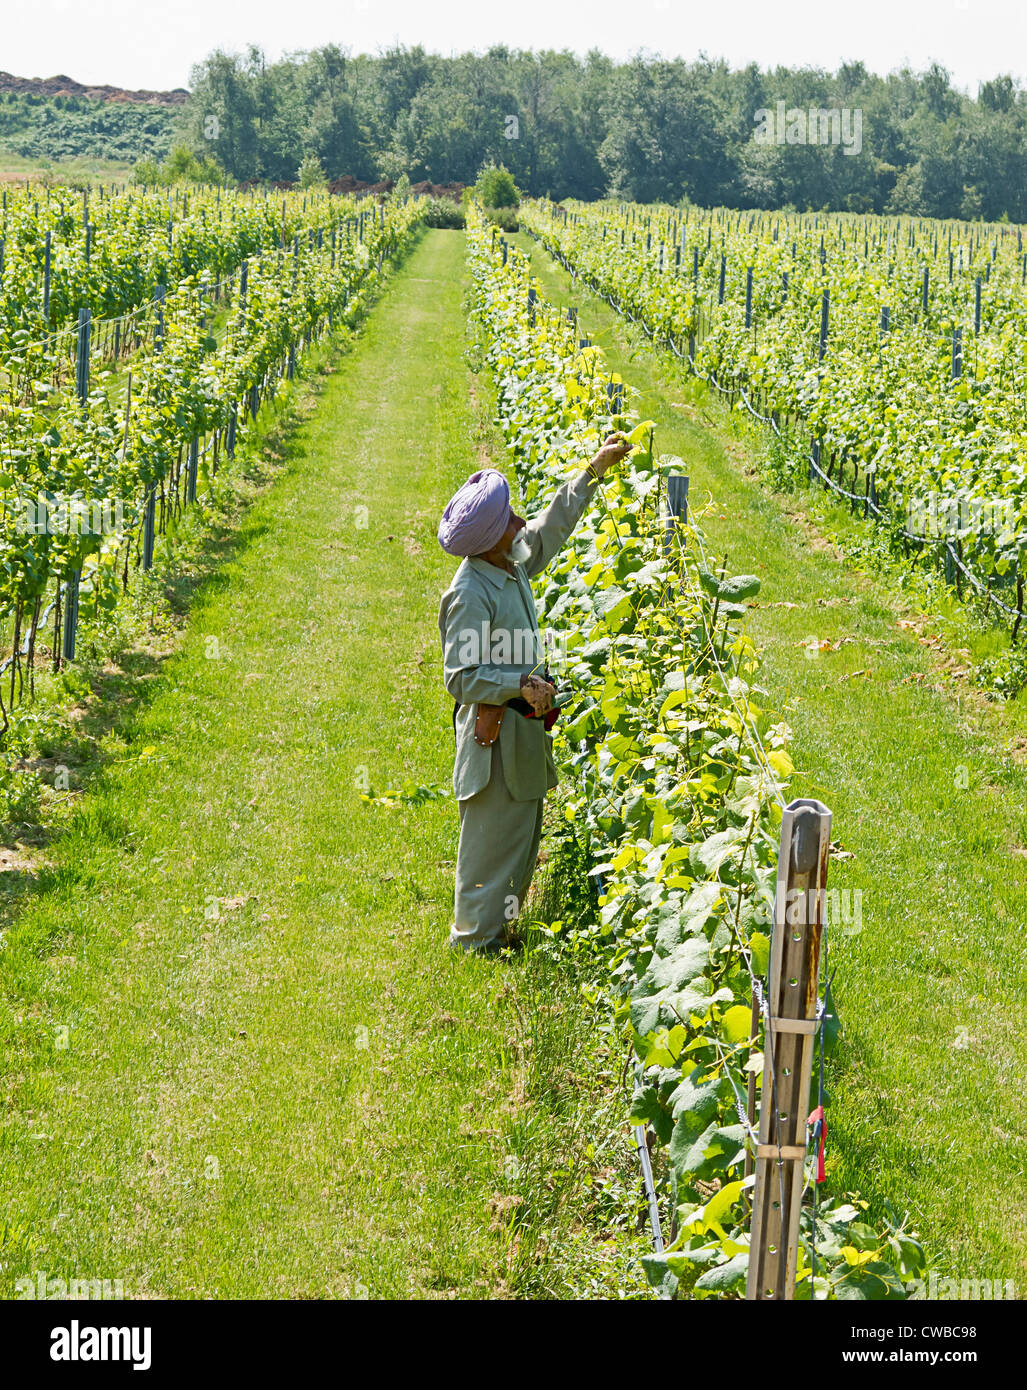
[
  {"left": 0, "top": 230, "right": 530, "bottom": 1299},
  {"left": 518, "top": 232, "right": 1027, "bottom": 1286}
]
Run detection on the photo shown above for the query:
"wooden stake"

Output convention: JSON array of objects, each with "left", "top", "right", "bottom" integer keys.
[{"left": 746, "top": 797, "right": 832, "bottom": 1301}]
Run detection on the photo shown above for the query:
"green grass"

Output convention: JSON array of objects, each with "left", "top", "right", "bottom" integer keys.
[
  {"left": 0, "top": 151, "right": 134, "bottom": 185},
  {"left": 517, "top": 231, "right": 1027, "bottom": 1288},
  {"left": 0, "top": 228, "right": 657, "bottom": 1300}
]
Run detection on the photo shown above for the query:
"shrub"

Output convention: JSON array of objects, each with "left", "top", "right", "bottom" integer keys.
[
  {"left": 474, "top": 162, "right": 519, "bottom": 209},
  {"left": 132, "top": 156, "right": 161, "bottom": 185},
  {"left": 484, "top": 205, "right": 519, "bottom": 232},
  {"left": 132, "top": 146, "right": 226, "bottom": 187},
  {"left": 0, "top": 766, "right": 41, "bottom": 832},
  {"left": 423, "top": 197, "right": 465, "bottom": 229}
]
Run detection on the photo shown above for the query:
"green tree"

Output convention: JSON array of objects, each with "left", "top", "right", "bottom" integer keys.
[
  {"left": 300, "top": 45, "right": 366, "bottom": 181},
  {"left": 474, "top": 161, "right": 519, "bottom": 207},
  {"left": 599, "top": 60, "right": 734, "bottom": 204},
  {"left": 297, "top": 153, "right": 327, "bottom": 188},
  {"left": 185, "top": 49, "right": 260, "bottom": 181}
]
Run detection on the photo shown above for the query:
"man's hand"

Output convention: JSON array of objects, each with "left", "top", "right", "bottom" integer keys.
[
  {"left": 520, "top": 672, "right": 556, "bottom": 714},
  {"left": 588, "top": 432, "right": 632, "bottom": 480}
]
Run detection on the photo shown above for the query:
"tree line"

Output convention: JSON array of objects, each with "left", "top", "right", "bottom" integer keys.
[{"left": 180, "top": 45, "right": 1027, "bottom": 220}]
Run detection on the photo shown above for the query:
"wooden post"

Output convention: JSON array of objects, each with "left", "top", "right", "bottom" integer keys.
[
  {"left": 187, "top": 438, "right": 199, "bottom": 503},
  {"left": 944, "top": 543, "right": 956, "bottom": 587},
  {"left": 663, "top": 475, "right": 689, "bottom": 557},
  {"left": 143, "top": 489, "right": 156, "bottom": 570},
  {"left": 120, "top": 370, "right": 132, "bottom": 468},
  {"left": 61, "top": 572, "right": 80, "bottom": 664},
  {"left": 75, "top": 307, "right": 91, "bottom": 405},
  {"left": 818, "top": 288, "right": 830, "bottom": 363},
  {"left": 43, "top": 229, "right": 52, "bottom": 324},
  {"left": 746, "top": 797, "right": 832, "bottom": 1302}
]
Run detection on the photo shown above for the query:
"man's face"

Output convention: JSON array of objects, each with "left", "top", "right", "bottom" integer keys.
[
  {"left": 475, "top": 510, "right": 528, "bottom": 567},
  {"left": 499, "top": 511, "right": 526, "bottom": 553}
]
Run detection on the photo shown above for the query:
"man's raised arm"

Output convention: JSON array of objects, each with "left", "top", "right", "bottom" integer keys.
[{"left": 522, "top": 434, "right": 631, "bottom": 577}]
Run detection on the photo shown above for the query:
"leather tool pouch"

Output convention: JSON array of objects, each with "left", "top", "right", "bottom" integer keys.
[
  {"left": 465, "top": 670, "right": 562, "bottom": 748},
  {"left": 473, "top": 703, "right": 506, "bottom": 746}
]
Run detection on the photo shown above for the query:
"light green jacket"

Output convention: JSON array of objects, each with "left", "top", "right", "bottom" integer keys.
[{"left": 438, "top": 469, "right": 597, "bottom": 802}]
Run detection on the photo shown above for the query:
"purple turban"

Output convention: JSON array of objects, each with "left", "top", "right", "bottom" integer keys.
[{"left": 437, "top": 469, "right": 512, "bottom": 557}]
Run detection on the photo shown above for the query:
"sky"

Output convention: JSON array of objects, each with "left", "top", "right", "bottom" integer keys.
[{"left": 4, "top": 0, "right": 1027, "bottom": 95}]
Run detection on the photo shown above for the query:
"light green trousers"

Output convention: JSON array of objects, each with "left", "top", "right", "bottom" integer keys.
[{"left": 451, "top": 744, "right": 544, "bottom": 953}]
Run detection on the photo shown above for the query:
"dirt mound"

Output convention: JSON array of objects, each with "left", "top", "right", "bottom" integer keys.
[
  {"left": 409, "top": 181, "right": 464, "bottom": 201},
  {"left": 328, "top": 175, "right": 394, "bottom": 196},
  {"left": 326, "top": 176, "right": 465, "bottom": 200},
  {"left": 0, "top": 70, "right": 188, "bottom": 105},
  {"left": 238, "top": 176, "right": 467, "bottom": 199}
]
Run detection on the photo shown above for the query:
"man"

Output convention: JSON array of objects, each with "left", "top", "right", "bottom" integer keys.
[{"left": 437, "top": 435, "right": 631, "bottom": 956}]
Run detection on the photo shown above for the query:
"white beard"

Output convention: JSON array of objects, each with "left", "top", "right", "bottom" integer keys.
[{"left": 509, "top": 531, "right": 532, "bottom": 566}]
